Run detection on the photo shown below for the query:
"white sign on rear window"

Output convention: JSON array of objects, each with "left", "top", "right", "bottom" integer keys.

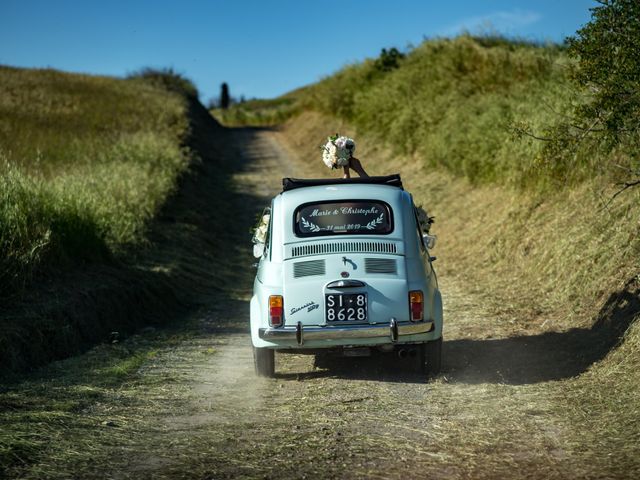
[{"left": 295, "top": 201, "right": 393, "bottom": 237}]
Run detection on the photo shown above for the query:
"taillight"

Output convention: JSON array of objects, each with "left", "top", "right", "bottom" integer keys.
[
  {"left": 269, "top": 295, "right": 283, "bottom": 327},
  {"left": 409, "top": 290, "right": 424, "bottom": 322}
]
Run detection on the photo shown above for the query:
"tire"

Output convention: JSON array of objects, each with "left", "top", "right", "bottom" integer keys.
[
  {"left": 314, "top": 353, "right": 332, "bottom": 369},
  {"left": 253, "top": 346, "right": 275, "bottom": 377},
  {"left": 425, "top": 337, "right": 442, "bottom": 377}
]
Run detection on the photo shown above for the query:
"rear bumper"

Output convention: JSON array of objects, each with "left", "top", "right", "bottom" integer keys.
[{"left": 258, "top": 318, "right": 433, "bottom": 346}]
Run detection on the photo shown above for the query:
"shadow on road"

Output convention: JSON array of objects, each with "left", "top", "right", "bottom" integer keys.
[
  {"left": 445, "top": 276, "right": 640, "bottom": 385},
  {"left": 274, "top": 352, "right": 431, "bottom": 385},
  {"left": 269, "top": 277, "right": 639, "bottom": 386}
]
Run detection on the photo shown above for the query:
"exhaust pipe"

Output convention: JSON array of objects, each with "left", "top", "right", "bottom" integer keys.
[{"left": 397, "top": 348, "right": 417, "bottom": 359}]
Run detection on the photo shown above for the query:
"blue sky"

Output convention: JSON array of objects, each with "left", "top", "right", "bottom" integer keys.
[{"left": 0, "top": 0, "right": 596, "bottom": 102}]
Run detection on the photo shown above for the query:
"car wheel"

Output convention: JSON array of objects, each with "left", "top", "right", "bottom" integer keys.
[
  {"left": 314, "top": 353, "right": 332, "bottom": 369},
  {"left": 253, "top": 346, "right": 275, "bottom": 377},
  {"left": 425, "top": 337, "right": 442, "bottom": 377}
]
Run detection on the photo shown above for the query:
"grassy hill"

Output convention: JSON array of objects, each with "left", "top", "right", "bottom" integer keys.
[
  {"left": 0, "top": 66, "right": 194, "bottom": 299},
  {"left": 0, "top": 66, "right": 213, "bottom": 373}
]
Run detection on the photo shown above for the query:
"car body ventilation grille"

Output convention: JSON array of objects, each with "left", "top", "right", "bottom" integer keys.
[
  {"left": 291, "top": 241, "right": 397, "bottom": 258},
  {"left": 293, "top": 259, "right": 326, "bottom": 278},
  {"left": 364, "top": 258, "right": 397, "bottom": 274}
]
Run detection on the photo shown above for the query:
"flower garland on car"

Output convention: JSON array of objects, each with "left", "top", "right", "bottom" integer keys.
[{"left": 321, "top": 134, "right": 356, "bottom": 169}]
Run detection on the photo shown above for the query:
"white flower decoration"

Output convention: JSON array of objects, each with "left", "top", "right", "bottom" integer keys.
[{"left": 321, "top": 135, "right": 356, "bottom": 169}]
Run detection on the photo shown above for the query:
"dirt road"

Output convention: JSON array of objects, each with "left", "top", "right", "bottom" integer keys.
[
  {"left": 110, "top": 128, "right": 580, "bottom": 479},
  {"left": 2, "top": 126, "right": 614, "bottom": 479}
]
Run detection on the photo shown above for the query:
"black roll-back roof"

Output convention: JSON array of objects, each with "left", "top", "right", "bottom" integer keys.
[{"left": 282, "top": 174, "right": 403, "bottom": 192}]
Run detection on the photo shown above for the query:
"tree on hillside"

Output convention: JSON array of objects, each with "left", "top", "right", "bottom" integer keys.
[
  {"left": 374, "top": 48, "right": 405, "bottom": 72},
  {"left": 513, "top": 0, "right": 639, "bottom": 194},
  {"left": 566, "top": 0, "right": 640, "bottom": 195},
  {"left": 220, "top": 82, "right": 230, "bottom": 109},
  {"left": 567, "top": 0, "right": 640, "bottom": 144}
]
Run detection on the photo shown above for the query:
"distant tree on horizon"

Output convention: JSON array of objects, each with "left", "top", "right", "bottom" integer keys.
[{"left": 220, "top": 82, "right": 230, "bottom": 109}]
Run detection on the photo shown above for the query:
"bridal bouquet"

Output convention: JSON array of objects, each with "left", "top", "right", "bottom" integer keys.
[{"left": 322, "top": 134, "right": 356, "bottom": 169}]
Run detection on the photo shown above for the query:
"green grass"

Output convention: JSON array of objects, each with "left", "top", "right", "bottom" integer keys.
[
  {"left": 0, "top": 66, "right": 192, "bottom": 299},
  {"left": 302, "top": 36, "right": 578, "bottom": 188},
  {"left": 211, "top": 96, "right": 300, "bottom": 127},
  {"left": 0, "top": 327, "right": 187, "bottom": 478},
  {"left": 99, "top": 349, "right": 159, "bottom": 380}
]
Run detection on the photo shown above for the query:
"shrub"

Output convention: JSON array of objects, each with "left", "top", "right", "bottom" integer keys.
[
  {"left": 374, "top": 47, "right": 405, "bottom": 72},
  {"left": 127, "top": 67, "right": 199, "bottom": 99}
]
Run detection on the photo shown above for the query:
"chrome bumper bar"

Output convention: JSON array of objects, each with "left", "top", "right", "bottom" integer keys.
[{"left": 258, "top": 318, "right": 433, "bottom": 346}]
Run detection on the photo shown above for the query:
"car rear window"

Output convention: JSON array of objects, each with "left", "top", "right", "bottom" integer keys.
[{"left": 294, "top": 200, "right": 393, "bottom": 237}]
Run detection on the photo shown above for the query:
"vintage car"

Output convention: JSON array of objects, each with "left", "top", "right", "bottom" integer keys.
[{"left": 250, "top": 174, "right": 442, "bottom": 378}]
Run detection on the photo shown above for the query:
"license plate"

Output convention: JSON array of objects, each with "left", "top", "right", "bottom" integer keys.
[{"left": 325, "top": 293, "right": 367, "bottom": 323}]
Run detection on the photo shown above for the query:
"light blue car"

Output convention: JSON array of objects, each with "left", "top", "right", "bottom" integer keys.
[{"left": 250, "top": 174, "right": 443, "bottom": 378}]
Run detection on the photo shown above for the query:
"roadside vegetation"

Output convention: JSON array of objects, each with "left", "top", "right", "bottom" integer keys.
[
  {"left": 303, "top": 36, "right": 578, "bottom": 189},
  {"left": 0, "top": 67, "right": 213, "bottom": 375},
  {"left": 212, "top": 95, "right": 301, "bottom": 127},
  {"left": 0, "top": 66, "right": 194, "bottom": 300}
]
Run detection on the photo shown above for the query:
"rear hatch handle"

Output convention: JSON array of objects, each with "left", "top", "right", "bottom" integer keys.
[{"left": 326, "top": 280, "right": 366, "bottom": 289}]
